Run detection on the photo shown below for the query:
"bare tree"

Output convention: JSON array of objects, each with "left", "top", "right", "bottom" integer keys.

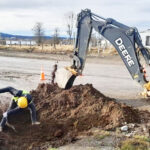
[
  {"left": 32, "top": 22, "right": 45, "bottom": 46},
  {"left": 0, "top": 33, "right": 6, "bottom": 45},
  {"left": 65, "top": 12, "right": 76, "bottom": 44},
  {"left": 90, "top": 33, "right": 98, "bottom": 47},
  {"left": 52, "top": 28, "right": 60, "bottom": 49}
]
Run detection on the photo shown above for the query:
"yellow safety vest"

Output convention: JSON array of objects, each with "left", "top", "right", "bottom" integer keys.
[{"left": 12, "top": 90, "right": 29, "bottom": 103}]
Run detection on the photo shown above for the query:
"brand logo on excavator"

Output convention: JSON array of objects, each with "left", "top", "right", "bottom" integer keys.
[{"left": 115, "top": 38, "right": 135, "bottom": 67}]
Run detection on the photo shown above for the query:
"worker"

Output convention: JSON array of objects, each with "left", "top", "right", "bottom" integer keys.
[
  {"left": 0, "top": 86, "right": 40, "bottom": 132},
  {"left": 51, "top": 63, "right": 58, "bottom": 84}
]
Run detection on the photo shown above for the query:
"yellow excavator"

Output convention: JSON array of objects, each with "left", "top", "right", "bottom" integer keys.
[{"left": 55, "top": 9, "right": 150, "bottom": 97}]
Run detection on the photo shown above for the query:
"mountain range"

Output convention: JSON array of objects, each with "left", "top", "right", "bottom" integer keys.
[{"left": 0, "top": 32, "right": 66, "bottom": 40}]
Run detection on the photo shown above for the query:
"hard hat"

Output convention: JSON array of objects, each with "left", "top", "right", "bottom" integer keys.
[{"left": 17, "top": 97, "right": 28, "bottom": 108}]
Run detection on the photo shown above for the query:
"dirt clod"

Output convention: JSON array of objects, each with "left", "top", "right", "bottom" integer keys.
[{"left": 0, "top": 83, "right": 149, "bottom": 150}]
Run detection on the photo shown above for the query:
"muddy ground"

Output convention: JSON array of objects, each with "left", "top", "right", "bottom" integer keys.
[
  {"left": 0, "top": 83, "right": 150, "bottom": 150},
  {"left": 0, "top": 50, "right": 150, "bottom": 149}
]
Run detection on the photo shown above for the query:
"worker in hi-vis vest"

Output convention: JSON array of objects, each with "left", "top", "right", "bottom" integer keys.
[{"left": 0, "top": 87, "right": 40, "bottom": 131}]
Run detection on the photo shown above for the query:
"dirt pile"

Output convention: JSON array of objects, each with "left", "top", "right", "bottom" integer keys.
[
  {"left": 0, "top": 83, "right": 149, "bottom": 150},
  {"left": 33, "top": 83, "right": 141, "bottom": 129}
]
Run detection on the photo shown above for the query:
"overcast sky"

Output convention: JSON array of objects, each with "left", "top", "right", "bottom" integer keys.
[{"left": 0, "top": 0, "right": 150, "bottom": 36}]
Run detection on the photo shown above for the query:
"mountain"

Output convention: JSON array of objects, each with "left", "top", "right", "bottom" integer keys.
[
  {"left": 0, "top": 32, "right": 34, "bottom": 39},
  {"left": 0, "top": 32, "right": 66, "bottom": 40}
]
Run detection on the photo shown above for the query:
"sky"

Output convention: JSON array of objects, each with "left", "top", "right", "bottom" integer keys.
[{"left": 0, "top": 0, "right": 150, "bottom": 36}]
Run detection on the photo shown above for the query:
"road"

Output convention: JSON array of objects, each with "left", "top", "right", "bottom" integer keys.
[{"left": 0, "top": 55, "right": 150, "bottom": 110}]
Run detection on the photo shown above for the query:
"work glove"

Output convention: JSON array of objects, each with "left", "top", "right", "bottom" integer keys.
[{"left": 3, "top": 112, "right": 8, "bottom": 118}]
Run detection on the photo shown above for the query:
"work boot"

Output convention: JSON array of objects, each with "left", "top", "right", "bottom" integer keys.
[{"left": 32, "top": 121, "right": 40, "bottom": 125}]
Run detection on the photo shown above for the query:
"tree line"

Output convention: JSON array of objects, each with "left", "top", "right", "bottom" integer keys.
[
  {"left": 32, "top": 11, "right": 76, "bottom": 49},
  {"left": 0, "top": 11, "right": 110, "bottom": 52}
]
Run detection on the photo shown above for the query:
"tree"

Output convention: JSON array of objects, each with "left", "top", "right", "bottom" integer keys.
[
  {"left": 32, "top": 22, "right": 45, "bottom": 46},
  {"left": 0, "top": 33, "right": 6, "bottom": 45},
  {"left": 65, "top": 12, "right": 76, "bottom": 44},
  {"left": 52, "top": 28, "right": 60, "bottom": 49}
]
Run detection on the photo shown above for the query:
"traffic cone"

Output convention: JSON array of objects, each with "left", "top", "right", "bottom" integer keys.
[{"left": 40, "top": 66, "right": 45, "bottom": 80}]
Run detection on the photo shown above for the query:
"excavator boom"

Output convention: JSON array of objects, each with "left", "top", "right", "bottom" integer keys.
[{"left": 55, "top": 9, "right": 150, "bottom": 95}]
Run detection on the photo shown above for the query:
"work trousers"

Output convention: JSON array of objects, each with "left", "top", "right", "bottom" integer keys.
[{"left": 0, "top": 100, "right": 37, "bottom": 128}]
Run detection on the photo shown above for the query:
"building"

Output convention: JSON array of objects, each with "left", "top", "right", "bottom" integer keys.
[
  {"left": 140, "top": 29, "right": 150, "bottom": 49},
  {"left": 5, "top": 38, "right": 36, "bottom": 46}
]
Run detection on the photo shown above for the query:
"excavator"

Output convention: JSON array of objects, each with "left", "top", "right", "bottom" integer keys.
[{"left": 55, "top": 9, "right": 150, "bottom": 97}]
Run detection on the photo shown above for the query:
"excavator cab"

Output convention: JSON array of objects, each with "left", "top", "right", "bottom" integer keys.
[{"left": 55, "top": 9, "right": 150, "bottom": 96}]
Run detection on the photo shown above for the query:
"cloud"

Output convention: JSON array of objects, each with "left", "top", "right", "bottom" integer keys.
[
  {"left": 0, "top": 0, "right": 150, "bottom": 35},
  {"left": 0, "top": 0, "right": 52, "bottom": 10}
]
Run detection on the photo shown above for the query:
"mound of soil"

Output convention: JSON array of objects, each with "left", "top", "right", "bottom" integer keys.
[{"left": 0, "top": 83, "right": 149, "bottom": 150}]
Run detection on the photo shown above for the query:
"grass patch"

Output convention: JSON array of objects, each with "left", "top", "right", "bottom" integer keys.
[
  {"left": 134, "top": 135, "right": 150, "bottom": 142},
  {"left": 120, "top": 138, "right": 150, "bottom": 150},
  {"left": 95, "top": 131, "right": 110, "bottom": 140}
]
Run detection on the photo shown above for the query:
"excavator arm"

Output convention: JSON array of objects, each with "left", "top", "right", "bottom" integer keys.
[{"left": 55, "top": 9, "right": 150, "bottom": 95}]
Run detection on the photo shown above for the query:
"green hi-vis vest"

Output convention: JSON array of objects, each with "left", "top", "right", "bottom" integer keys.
[{"left": 12, "top": 90, "right": 29, "bottom": 103}]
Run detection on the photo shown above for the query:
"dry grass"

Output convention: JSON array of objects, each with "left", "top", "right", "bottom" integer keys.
[
  {"left": 133, "top": 135, "right": 150, "bottom": 143},
  {"left": 94, "top": 130, "right": 110, "bottom": 140},
  {"left": 0, "top": 44, "right": 117, "bottom": 56},
  {"left": 88, "top": 46, "right": 117, "bottom": 56},
  {"left": 120, "top": 138, "right": 150, "bottom": 150},
  {"left": 0, "top": 44, "right": 73, "bottom": 53}
]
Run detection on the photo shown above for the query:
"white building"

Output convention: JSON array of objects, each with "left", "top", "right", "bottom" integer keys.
[
  {"left": 140, "top": 29, "right": 150, "bottom": 49},
  {"left": 5, "top": 40, "right": 36, "bottom": 46}
]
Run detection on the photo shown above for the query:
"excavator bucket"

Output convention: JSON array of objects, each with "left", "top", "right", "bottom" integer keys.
[{"left": 55, "top": 67, "right": 76, "bottom": 89}]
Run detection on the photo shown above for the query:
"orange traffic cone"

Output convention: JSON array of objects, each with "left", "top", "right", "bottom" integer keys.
[{"left": 40, "top": 67, "right": 45, "bottom": 80}]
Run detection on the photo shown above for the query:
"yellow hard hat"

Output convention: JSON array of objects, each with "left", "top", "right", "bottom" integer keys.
[{"left": 17, "top": 97, "right": 28, "bottom": 108}]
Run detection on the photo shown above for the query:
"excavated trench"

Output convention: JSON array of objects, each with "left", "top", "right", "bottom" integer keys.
[{"left": 0, "top": 83, "right": 150, "bottom": 150}]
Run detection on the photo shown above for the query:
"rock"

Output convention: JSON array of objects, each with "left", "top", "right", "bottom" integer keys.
[
  {"left": 120, "top": 125, "right": 128, "bottom": 132},
  {"left": 125, "top": 131, "right": 135, "bottom": 137},
  {"left": 128, "top": 123, "right": 135, "bottom": 129}
]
